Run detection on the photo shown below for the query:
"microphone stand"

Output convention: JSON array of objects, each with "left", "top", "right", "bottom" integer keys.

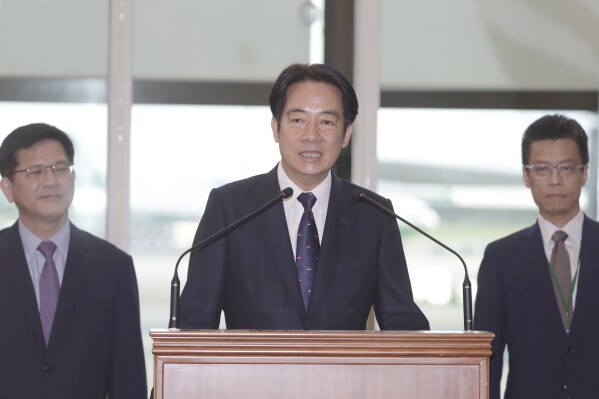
[
  {"left": 354, "top": 191, "right": 473, "bottom": 331},
  {"left": 168, "top": 188, "right": 294, "bottom": 330}
]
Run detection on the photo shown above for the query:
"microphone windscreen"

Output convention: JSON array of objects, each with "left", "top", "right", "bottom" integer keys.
[
  {"left": 351, "top": 189, "right": 364, "bottom": 201},
  {"left": 281, "top": 187, "right": 294, "bottom": 199}
]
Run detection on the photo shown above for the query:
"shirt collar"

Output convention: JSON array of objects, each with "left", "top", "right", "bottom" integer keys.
[
  {"left": 18, "top": 219, "right": 71, "bottom": 258},
  {"left": 276, "top": 162, "right": 331, "bottom": 208},
  {"left": 538, "top": 210, "right": 584, "bottom": 246}
]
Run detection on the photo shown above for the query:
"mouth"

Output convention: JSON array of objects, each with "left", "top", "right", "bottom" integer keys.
[
  {"left": 39, "top": 193, "right": 63, "bottom": 200},
  {"left": 546, "top": 194, "right": 566, "bottom": 200},
  {"left": 300, "top": 151, "right": 322, "bottom": 159}
]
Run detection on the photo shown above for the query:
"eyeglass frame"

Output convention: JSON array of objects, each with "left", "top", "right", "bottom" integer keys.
[
  {"left": 9, "top": 161, "right": 75, "bottom": 180},
  {"left": 523, "top": 162, "right": 586, "bottom": 178}
]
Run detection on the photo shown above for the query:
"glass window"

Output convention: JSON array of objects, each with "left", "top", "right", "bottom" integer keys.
[
  {"left": 133, "top": 1, "right": 312, "bottom": 80},
  {"left": 0, "top": 0, "right": 108, "bottom": 76}
]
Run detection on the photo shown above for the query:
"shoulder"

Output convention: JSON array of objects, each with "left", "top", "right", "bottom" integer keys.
[
  {"left": 332, "top": 175, "right": 392, "bottom": 206},
  {"left": 479, "top": 224, "right": 539, "bottom": 273},
  {"left": 583, "top": 214, "right": 599, "bottom": 231},
  {"left": 0, "top": 222, "right": 18, "bottom": 242},
  {"left": 213, "top": 171, "right": 273, "bottom": 196},
  {"left": 486, "top": 224, "right": 537, "bottom": 251},
  {"left": 70, "top": 224, "right": 132, "bottom": 263}
]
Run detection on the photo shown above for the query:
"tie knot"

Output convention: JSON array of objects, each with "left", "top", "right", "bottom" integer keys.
[
  {"left": 552, "top": 230, "right": 568, "bottom": 243},
  {"left": 37, "top": 241, "right": 57, "bottom": 259},
  {"left": 297, "top": 192, "right": 317, "bottom": 211}
]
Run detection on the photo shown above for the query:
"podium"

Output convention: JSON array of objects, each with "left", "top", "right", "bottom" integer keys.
[{"left": 151, "top": 329, "right": 493, "bottom": 399}]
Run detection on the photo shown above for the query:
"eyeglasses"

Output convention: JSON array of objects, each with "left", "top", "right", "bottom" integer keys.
[
  {"left": 10, "top": 161, "right": 74, "bottom": 180},
  {"left": 524, "top": 163, "right": 585, "bottom": 178}
]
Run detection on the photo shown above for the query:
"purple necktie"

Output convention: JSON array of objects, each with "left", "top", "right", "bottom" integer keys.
[
  {"left": 296, "top": 192, "right": 320, "bottom": 310},
  {"left": 38, "top": 241, "right": 59, "bottom": 345}
]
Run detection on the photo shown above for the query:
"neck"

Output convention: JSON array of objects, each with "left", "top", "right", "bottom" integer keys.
[
  {"left": 20, "top": 217, "right": 68, "bottom": 240},
  {"left": 542, "top": 208, "right": 580, "bottom": 229}
]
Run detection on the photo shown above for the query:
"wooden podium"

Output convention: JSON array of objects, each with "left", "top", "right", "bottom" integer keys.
[{"left": 151, "top": 329, "right": 493, "bottom": 399}]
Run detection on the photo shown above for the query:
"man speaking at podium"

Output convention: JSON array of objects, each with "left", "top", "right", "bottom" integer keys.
[{"left": 179, "top": 63, "right": 429, "bottom": 331}]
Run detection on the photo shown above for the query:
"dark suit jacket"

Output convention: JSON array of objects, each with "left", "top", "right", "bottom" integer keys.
[
  {"left": 179, "top": 166, "right": 429, "bottom": 331},
  {"left": 0, "top": 222, "right": 147, "bottom": 399},
  {"left": 474, "top": 216, "right": 599, "bottom": 399}
]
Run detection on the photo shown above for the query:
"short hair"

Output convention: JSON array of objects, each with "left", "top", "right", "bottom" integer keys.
[
  {"left": 521, "top": 114, "right": 589, "bottom": 165},
  {"left": 269, "top": 63, "right": 359, "bottom": 131},
  {"left": 0, "top": 123, "right": 75, "bottom": 177}
]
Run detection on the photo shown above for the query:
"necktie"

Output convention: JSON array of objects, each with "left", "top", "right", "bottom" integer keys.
[
  {"left": 296, "top": 192, "right": 320, "bottom": 310},
  {"left": 550, "top": 231, "right": 572, "bottom": 330},
  {"left": 38, "top": 241, "right": 59, "bottom": 345}
]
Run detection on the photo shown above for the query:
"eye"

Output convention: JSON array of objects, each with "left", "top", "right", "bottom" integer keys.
[
  {"left": 534, "top": 165, "right": 549, "bottom": 173},
  {"left": 559, "top": 164, "right": 573, "bottom": 172},
  {"left": 26, "top": 167, "right": 44, "bottom": 178},
  {"left": 53, "top": 163, "right": 70, "bottom": 173}
]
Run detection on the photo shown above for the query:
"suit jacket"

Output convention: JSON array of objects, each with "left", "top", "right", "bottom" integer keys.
[
  {"left": 0, "top": 222, "right": 147, "bottom": 399},
  {"left": 179, "top": 166, "right": 429, "bottom": 331},
  {"left": 474, "top": 216, "right": 599, "bottom": 399}
]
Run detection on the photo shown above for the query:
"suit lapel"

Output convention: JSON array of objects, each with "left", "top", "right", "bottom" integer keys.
[
  {"left": 307, "top": 175, "right": 354, "bottom": 314},
  {"left": 569, "top": 216, "right": 599, "bottom": 333},
  {"left": 252, "top": 168, "right": 306, "bottom": 315},
  {"left": 0, "top": 223, "right": 46, "bottom": 346},
  {"left": 47, "top": 224, "right": 90, "bottom": 351}
]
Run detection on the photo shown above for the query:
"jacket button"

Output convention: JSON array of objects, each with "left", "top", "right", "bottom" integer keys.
[
  {"left": 565, "top": 346, "right": 573, "bottom": 354},
  {"left": 42, "top": 366, "right": 50, "bottom": 372},
  {"left": 560, "top": 385, "right": 568, "bottom": 392}
]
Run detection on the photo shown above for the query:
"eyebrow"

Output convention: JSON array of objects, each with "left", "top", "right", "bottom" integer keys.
[{"left": 286, "top": 108, "right": 340, "bottom": 118}]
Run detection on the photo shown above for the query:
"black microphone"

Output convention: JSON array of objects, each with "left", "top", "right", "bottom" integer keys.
[
  {"left": 168, "top": 187, "right": 294, "bottom": 330},
  {"left": 352, "top": 189, "right": 473, "bottom": 331}
]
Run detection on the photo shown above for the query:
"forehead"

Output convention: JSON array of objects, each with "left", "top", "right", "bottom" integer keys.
[
  {"left": 15, "top": 139, "right": 68, "bottom": 166},
  {"left": 285, "top": 81, "right": 343, "bottom": 112},
  {"left": 529, "top": 138, "right": 581, "bottom": 162}
]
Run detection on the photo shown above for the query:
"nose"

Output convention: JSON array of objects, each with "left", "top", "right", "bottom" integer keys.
[
  {"left": 548, "top": 166, "right": 562, "bottom": 184},
  {"left": 301, "top": 119, "right": 323, "bottom": 142},
  {"left": 40, "top": 166, "right": 60, "bottom": 186}
]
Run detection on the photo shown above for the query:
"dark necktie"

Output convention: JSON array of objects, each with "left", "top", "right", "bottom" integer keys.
[
  {"left": 38, "top": 241, "right": 59, "bottom": 345},
  {"left": 296, "top": 192, "right": 320, "bottom": 310},
  {"left": 550, "top": 231, "right": 572, "bottom": 330}
]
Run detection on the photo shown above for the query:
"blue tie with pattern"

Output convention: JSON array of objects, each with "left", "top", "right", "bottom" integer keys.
[{"left": 296, "top": 192, "right": 320, "bottom": 310}]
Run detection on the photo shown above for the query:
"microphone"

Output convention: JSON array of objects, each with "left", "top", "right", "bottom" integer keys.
[
  {"left": 168, "top": 187, "right": 294, "bottom": 330},
  {"left": 352, "top": 189, "right": 473, "bottom": 331}
]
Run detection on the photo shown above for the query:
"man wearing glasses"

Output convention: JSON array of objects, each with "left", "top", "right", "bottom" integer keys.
[
  {"left": 474, "top": 114, "right": 599, "bottom": 399},
  {"left": 0, "top": 124, "right": 147, "bottom": 399}
]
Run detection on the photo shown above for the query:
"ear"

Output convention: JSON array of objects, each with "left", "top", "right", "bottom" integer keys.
[
  {"left": 271, "top": 117, "right": 280, "bottom": 143},
  {"left": 581, "top": 164, "right": 588, "bottom": 186},
  {"left": 0, "top": 177, "right": 15, "bottom": 203},
  {"left": 522, "top": 167, "right": 531, "bottom": 188},
  {"left": 341, "top": 124, "right": 353, "bottom": 148}
]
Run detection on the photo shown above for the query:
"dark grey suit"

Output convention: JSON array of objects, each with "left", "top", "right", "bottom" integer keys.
[
  {"left": 474, "top": 216, "right": 599, "bottom": 398},
  {"left": 0, "top": 222, "right": 147, "bottom": 399},
  {"left": 180, "top": 166, "right": 429, "bottom": 331}
]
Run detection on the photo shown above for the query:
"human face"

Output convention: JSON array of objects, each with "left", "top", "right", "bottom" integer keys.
[
  {"left": 271, "top": 81, "right": 353, "bottom": 191},
  {"left": 0, "top": 139, "right": 75, "bottom": 236},
  {"left": 523, "top": 138, "right": 587, "bottom": 227}
]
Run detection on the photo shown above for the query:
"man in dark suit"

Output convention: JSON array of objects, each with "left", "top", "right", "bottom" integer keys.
[
  {"left": 0, "top": 124, "right": 147, "bottom": 398},
  {"left": 474, "top": 114, "right": 599, "bottom": 398},
  {"left": 179, "top": 63, "right": 429, "bottom": 331}
]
